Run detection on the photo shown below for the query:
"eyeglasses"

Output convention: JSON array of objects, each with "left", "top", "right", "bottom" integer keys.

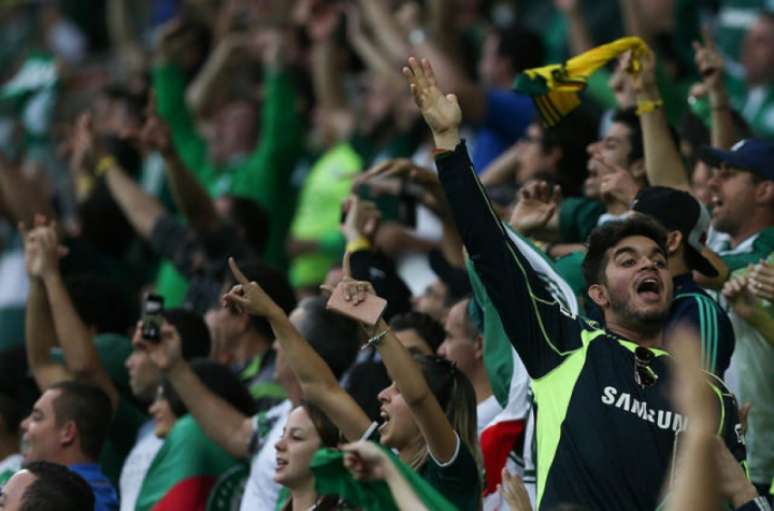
[{"left": 634, "top": 347, "right": 658, "bottom": 389}]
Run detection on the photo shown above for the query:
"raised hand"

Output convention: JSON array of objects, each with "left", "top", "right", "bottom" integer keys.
[
  {"left": 722, "top": 274, "right": 758, "bottom": 321},
  {"left": 19, "top": 215, "right": 67, "bottom": 279},
  {"left": 747, "top": 260, "right": 774, "bottom": 302},
  {"left": 359, "top": 159, "right": 450, "bottom": 218},
  {"left": 402, "top": 57, "right": 462, "bottom": 150},
  {"left": 509, "top": 180, "right": 561, "bottom": 235},
  {"left": 136, "top": 321, "right": 184, "bottom": 373},
  {"left": 68, "top": 112, "right": 97, "bottom": 172},
  {"left": 341, "top": 195, "right": 381, "bottom": 243},
  {"left": 223, "top": 257, "right": 283, "bottom": 318},
  {"left": 596, "top": 158, "right": 640, "bottom": 205},
  {"left": 138, "top": 91, "right": 174, "bottom": 158},
  {"left": 693, "top": 26, "right": 724, "bottom": 92},
  {"left": 629, "top": 48, "right": 658, "bottom": 97}
]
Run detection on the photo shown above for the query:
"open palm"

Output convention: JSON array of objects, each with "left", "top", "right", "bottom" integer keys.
[{"left": 402, "top": 57, "right": 461, "bottom": 136}]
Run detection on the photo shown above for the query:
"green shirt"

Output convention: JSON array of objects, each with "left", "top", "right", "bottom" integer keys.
[
  {"left": 152, "top": 63, "right": 304, "bottom": 282},
  {"left": 716, "top": 228, "right": 774, "bottom": 484},
  {"left": 726, "top": 75, "right": 774, "bottom": 138},
  {"left": 289, "top": 143, "right": 362, "bottom": 288},
  {"left": 558, "top": 197, "right": 605, "bottom": 244},
  {"left": 417, "top": 435, "right": 481, "bottom": 511}
]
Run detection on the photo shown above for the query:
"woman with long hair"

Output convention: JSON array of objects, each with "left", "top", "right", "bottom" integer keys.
[
  {"left": 224, "top": 258, "right": 482, "bottom": 511},
  {"left": 275, "top": 402, "right": 343, "bottom": 511}
]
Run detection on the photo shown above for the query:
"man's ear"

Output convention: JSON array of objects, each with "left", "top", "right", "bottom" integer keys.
[
  {"left": 755, "top": 180, "right": 774, "bottom": 205},
  {"left": 667, "top": 230, "right": 683, "bottom": 256},
  {"left": 587, "top": 284, "right": 609, "bottom": 308},
  {"left": 59, "top": 420, "right": 77, "bottom": 448}
]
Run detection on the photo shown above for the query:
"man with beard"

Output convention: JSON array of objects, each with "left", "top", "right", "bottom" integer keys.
[{"left": 403, "top": 57, "right": 751, "bottom": 511}]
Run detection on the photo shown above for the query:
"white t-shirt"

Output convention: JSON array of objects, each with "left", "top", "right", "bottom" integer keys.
[
  {"left": 477, "top": 395, "right": 502, "bottom": 436},
  {"left": 119, "top": 420, "right": 163, "bottom": 511},
  {"left": 239, "top": 399, "right": 292, "bottom": 511}
]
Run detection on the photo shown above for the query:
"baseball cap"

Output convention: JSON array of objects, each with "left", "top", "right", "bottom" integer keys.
[
  {"left": 631, "top": 186, "right": 718, "bottom": 277},
  {"left": 698, "top": 139, "right": 774, "bottom": 180}
]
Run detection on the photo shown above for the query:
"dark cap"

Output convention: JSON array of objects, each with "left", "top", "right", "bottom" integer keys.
[
  {"left": 631, "top": 186, "right": 718, "bottom": 277},
  {"left": 698, "top": 139, "right": 774, "bottom": 180}
]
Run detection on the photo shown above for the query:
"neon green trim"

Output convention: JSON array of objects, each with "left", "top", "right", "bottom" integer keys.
[
  {"left": 708, "top": 384, "right": 725, "bottom": 436},
  {"left": 532, "top": 330, "right": 602, "bottom": 508},
  {"left": 616, "top": 339, "right": 670, "bottom": 357},
  {"left": 469, "top": 165, "right": 575, "bottom": 357},
  {"left": 240, "top": 354, "right": 264, "bottom": 380}
]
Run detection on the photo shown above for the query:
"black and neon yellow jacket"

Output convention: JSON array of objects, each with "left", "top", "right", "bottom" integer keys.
[{"left": 435, "top": 142, "right": 746, "bottom": 511}]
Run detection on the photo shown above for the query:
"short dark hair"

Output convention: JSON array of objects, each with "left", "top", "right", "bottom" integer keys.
[
  {"left": 161, "top": 308, "right": 212, "bottom": 360},
  {"left": 48, "top": 382, "right": 113, "bottom": 461},
  {"left": 163, "top": 359, "right": 255, "bottom": 419},
  {"left": 222, "top": 262, "right": 296, "bottom": 340},
  {"left": 612, "top": 108, "right": 644, "bottom": 165},
  {"left": 20, "top": 461, "right": 94, "bottom": 511},
  {"left": 389, "top": 312, "right": 445, "bottom": 354},
  {"left": 296, "top": 296, "right": 359, "bottom": 379},
  {"left": 582, "top": 214, "right": 669, "bottom": 286},
  {"left": 65, "top": 274, "right": 137, "bottom": 335},
  {"left": 495, "top": 24, "right": 544, "bottom": 73}
]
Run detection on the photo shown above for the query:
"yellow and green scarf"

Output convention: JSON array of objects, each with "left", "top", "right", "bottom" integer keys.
[{"left": 514, "top": 36, "right": 650, "bottom": 126}]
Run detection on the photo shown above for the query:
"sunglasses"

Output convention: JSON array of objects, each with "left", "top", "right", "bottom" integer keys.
[{"left": 634, "top": 346, "right": 658, "bottom": 389}]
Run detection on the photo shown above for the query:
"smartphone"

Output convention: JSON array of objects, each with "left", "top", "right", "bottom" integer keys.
[
  {"left": 141, "top": 293, "right": 164, "bottom": 343},
  {"left": 326, "top": 282, "right": 387, "bottom": 326},
  {"left": 353, "top": 182, "right": 417, "bottom": 228}
]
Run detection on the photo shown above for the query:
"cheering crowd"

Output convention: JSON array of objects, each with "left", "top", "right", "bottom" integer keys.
[{"left": 0, "top": 0, "right": 772, "bottom": 509}]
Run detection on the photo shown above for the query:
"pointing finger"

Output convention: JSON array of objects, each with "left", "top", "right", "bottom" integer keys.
[{"left": 228, "top": 257, "right": 249, "bottom": 285}]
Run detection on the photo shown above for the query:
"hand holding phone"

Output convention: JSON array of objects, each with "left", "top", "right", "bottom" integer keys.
[{"left": 142, "top": 293, "right": 164, "bottom": 343}]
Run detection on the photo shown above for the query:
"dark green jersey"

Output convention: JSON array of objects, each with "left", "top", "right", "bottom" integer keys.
[{"left": 436, "top": 142, "right": 746, "bottom": 511}]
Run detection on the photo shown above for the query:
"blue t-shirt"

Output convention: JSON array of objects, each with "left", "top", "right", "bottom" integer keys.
[
  {"left": 471, "top": 89, "right": 535, "bottom": 173},
  {"left": 70, "top": 463, "right": 119, "bottom": 511}
]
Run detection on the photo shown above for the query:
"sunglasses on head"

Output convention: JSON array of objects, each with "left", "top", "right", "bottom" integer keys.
[{"left": 634, "top": 346, "right": 658, "bottom": 389}]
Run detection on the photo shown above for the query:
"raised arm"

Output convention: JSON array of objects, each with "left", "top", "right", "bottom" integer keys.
[
  {"left": 139, "top": 97, "right": 221, "bottom": 236},
  {"left": 356, "top": 0, "right": 411, "bottom": 64},
  {"left": 152, "top": 20, "right": 211, "bottom": 182},
  {"left": 693, "top": 27, "right": 736, "bottom": 150},
  {"left": 22, "top": 220, "right": 70, "bottom": 390},
  {"left": 34, "top": 221, "right": 119, "bottom": 409},
  {"left": 404, "top": 57, "right": 583, "bottom": 377},
  {"left": 309, "top": 8, "right": 347, "bottom": 112},
  {"left": 101, "top": 157, "right": 165, "bottom": 241},
  {"left": 345, "top": 5, "right": 402, "bottom": 80},
  {"left": 139, "top": 322, "right": 255, "bottom": 459},
  {"left": 633, "top": 50, "right": 692, "bottom": 192},
  {"left": 185, "top": 34, "right": 245, "bottom": 118},
  {"left": 224, "top": 258, "right": 372, "bottom": 441},
  {"left": 554, "top": 0, "right": 594, "bottom": 55}
]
